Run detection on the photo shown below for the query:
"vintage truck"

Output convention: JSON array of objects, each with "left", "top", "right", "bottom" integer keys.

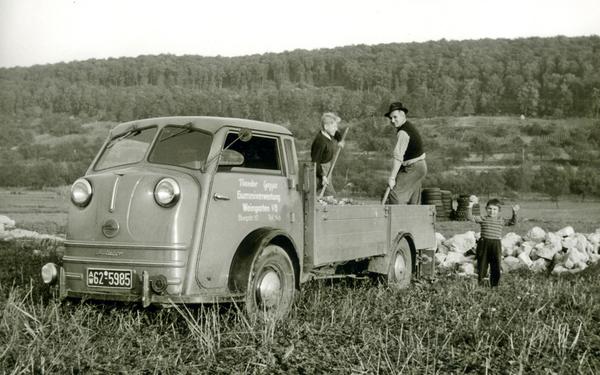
[{"left": 41, "top": 116, "right": 436, "bottom": 318}]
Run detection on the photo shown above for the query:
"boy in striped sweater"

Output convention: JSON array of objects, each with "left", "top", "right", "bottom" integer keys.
[{"left": 468, "top": 196, "right": 520, "bottom": 287}]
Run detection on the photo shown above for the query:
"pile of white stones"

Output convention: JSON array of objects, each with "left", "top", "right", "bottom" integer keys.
[
  {"left": 435, "top": 226, "right": 600, "bottom": 276},
  {"left": 0, "top": 215, "right": 64, "bottom": 244}
]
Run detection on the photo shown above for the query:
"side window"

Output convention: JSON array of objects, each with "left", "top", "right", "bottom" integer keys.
[
  {"left": 222, "top": 132, "right": 281, "bottom": 173},
  {"left": 284, "top": 138, "right": 296, "bottom": 175}
]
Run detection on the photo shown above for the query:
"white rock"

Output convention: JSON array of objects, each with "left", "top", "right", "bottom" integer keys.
[
  {"left": 518, "top": 252, "right": 533, "bottom": 267},
  {"left": 544, "top": 232, "right": 563, "bottom": 252},
  {"left": 586, "top": 233, "right": 600, "bottom": 252},
  {"left": 517, "top": 241, "right": 535, "bottom": 257},
  {"left": 573, "top": 234, "right": 594, "bottom": 255},
  {"left": 556, "top": 226, "right": 575, "bottom": 237},
  {"left": 534, "top": 243, "right": 559, "bottom": 261},
  {"left": 435, "top": 232, "right": 449, "bottom": 254},
  {"left": 552, "top": 265, "right": 569, "bottom": 275},
  {"left": 0, "top": 227, "right": 64, "bottom": 243},
  {"left": 589, "top": 253, "right": 600, "bottom": 264},
  {"left": 530, "top": 258, "right": 549, "bottom": 273},
  {"left": 502, "top": 232, "right": 522, "bottom": 257},
  {"left": 441, "top": 251, "right": 468, "bottom": 268},
  {"left": 561, "top": 236, "right": 577, "bottom": 250},
  {"left": 437, "top": 243, "right": 449, "bottom": 255},
  {"left": 435, "top": 232, "right": 446, "bottom": 246},
  {"left": 0, "top": 215, "right": 16, "bottom": 229},
  {"left": 434, "top": 252, "right": 447, "bottom": 265},
  {"left": 502, "top": 256, "right": 524, "bottom": 272},
  {"left": 564, "top": 258, "right": 574, "bottom": 269},
  {"left": 566, "top": 247, "right": 589, "bottom": 265},
  {"left": 525, "top": 227, "right": 546, "bottom": 242},
  {"left": 443, "top": 231, "right": 477, "bottom": 254},
  {"left": 459, "top": 263, "right": 475, "bottom": 275},
  {"left": 5, "top": 228, "right": 40, "bottom": 239},
  {"left": 553, "top": 251, "right": 567, "bottom": 265}
]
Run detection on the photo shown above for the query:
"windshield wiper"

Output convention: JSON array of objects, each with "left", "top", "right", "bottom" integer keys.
[
  {"left": 158, "top": 123, "right": 194, "bottom": 143},
  {"left": 106, "top": 129, "right": 141, "bottom": 149}
]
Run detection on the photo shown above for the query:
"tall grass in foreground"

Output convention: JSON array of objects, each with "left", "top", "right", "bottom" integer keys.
[{"left": 1, "top": 253, "right": 598, "bottom": 373}]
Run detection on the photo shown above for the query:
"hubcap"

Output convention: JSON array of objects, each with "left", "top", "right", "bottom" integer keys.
[
  {"left": 256, "top": 269, "right": 282, "bottom": 308},
  {"left": 393, "top": 253, "right": 406, "bottom": 280}
]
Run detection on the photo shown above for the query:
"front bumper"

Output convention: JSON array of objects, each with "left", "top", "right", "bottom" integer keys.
[{"left": 53, "top": 266, "right": 244, "bottom": 307}]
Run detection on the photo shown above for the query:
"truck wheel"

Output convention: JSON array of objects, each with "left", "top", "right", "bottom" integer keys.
[
  {"left": 245, "top": 245, "right": 295, "bottom": 320},
  {"left": 387, "top": 238, "right": 412, "bottom": 289}
]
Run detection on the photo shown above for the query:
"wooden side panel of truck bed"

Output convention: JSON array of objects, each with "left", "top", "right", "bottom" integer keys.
[
  {"left": 389, "top": 205, "right": 437, "bottom": 250},
  {"left": 310, "top": 204, "right": 436, "bottom": 267},
  {"left": 312, "top": 205, "right": 388, "bottom": 265}
]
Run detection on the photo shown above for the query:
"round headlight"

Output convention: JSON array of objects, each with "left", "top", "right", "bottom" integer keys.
[
  {"left": 154, "top": 178, "right": 180, "bottom": 207},
  {"left": 71, "top": 178, "right": 92, "bottom": 207},
  {"left": 41, "top": 263, "right": 58, "bottom": 284}
]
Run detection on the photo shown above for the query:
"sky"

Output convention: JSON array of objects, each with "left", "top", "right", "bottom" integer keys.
[{"left": 1, "top": 0, "right": 599, "bottom": 68}]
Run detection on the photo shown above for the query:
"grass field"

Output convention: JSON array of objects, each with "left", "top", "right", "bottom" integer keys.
[
  {"left": 0, "top": 187, "right": 69, "bottom": 235},
  {"left": 1, "top": 189, "right": 599, "bottom": 373}
]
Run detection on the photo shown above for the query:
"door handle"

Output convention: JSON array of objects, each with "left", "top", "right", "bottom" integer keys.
[{"left": 213, "top": 193, "right": 230, "bottom": 201}]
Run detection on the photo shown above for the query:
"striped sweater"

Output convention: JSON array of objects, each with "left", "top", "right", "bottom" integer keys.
[{"left": 467, "top": 208, "right": 517, "bottom": 239}]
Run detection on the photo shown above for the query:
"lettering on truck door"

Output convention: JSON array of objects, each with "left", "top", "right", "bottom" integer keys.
[{"left": 197, "top": 132, "right": 292, "bottom": 289}]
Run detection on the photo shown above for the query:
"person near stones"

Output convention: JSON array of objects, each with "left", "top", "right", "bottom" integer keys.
[
  {"left": 311, "top": 112, "right": 345, "bottom": 196},
  {"left": 468, "top": 196, "right": 520, "bottom": 287},
  {"left": 384, "top": 101, "right": 427, "bottom": 204}
]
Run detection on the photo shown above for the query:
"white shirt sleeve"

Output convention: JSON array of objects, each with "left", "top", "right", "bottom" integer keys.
[{"left": 393, "top": 130, "right": 410, "bottom": 162}]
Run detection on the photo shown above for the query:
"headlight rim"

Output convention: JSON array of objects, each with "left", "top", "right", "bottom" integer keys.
[
  {"left": 154, "top": 177, "right": 181, "bottom": 208},
  {"left": 41, "top": 263, "right": 59, "bottom": 285},
  {"left": 71, "top": 178, "right": 93, "bottom": 207}
]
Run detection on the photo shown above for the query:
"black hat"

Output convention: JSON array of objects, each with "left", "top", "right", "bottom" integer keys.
[{"left": 384, "top": 102, "right": 408, "bottom": 118}]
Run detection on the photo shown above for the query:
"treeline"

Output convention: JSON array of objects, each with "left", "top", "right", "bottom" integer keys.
[
  {"left": 2, "top": 36, "right": 600, "bottom": 196},
  {"left": 1, "top": 36, "right": 600, "bottom": 130}
]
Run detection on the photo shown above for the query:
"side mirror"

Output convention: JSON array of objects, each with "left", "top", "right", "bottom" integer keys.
[
  {"left": 202, "top": 128, "right": 252, "bottom": 172},
  {"left": 218, "top": 149, "right": 245, "bottom": 166}
]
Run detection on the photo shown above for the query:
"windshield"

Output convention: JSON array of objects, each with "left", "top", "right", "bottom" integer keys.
[
  {"left": 148, "top": 126, "right": 212, "bottom": 170},
  {"left": 94, "top": 127, "right": 157, "bottom": 170}
]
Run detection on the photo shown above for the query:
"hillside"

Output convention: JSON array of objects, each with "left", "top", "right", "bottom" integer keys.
[{"left": 1, "top": 36, "right": 599, "bottom": 198}]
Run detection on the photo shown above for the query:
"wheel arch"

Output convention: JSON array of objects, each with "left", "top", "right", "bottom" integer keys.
[
  {"left": 227, "top": 227, "right": 300, "bottom": 293},
  {"left": 368, "top": 231, "right": 417, "bottom": 275},
  {"left": 392, "top": 232, "right": 417, "bottom": 273}
]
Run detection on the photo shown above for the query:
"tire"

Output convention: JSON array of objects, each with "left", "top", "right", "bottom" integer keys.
[
  {"left": 244, "top": 244, "right": 295, "bottom": 321},
  {"left": 387, "top": 238, "right": 412, "bottom": 289}
]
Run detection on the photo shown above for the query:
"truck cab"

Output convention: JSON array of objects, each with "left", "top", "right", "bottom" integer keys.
[{"left": 42, "top": 116, "right": 435, "bottom": 319}]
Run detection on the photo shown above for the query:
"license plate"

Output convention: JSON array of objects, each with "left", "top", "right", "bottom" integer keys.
[{"left": 87, "top": 268, "right": 132, "bottom": 289}]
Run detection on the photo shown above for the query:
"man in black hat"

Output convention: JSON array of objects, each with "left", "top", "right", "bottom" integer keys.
[{"left": 384, "top": 101, "right": 427, "bottom": 204}]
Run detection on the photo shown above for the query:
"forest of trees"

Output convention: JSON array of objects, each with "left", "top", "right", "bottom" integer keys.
[
  {"left": 1, "top": 36, "right": 599, "bottom": 198},
  {"left": 2, "top": 36, "right": 600, "bottom": 124}
]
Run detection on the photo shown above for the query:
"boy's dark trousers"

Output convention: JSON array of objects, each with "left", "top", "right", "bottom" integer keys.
[{"left": 476, "top": 238, "right": 502, "bottom": 287}]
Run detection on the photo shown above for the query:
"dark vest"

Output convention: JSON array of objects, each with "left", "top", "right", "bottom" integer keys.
[{"left": 396, "top": 121, "right": 424, "bottom": 160}]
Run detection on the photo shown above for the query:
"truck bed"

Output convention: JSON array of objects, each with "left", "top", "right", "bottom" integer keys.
[
  {"left": 301, "top": 162, "right": 436, "bottom": 270},
  {"left": 309, "top": 204, "right": 436, "bottom": 266}
]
